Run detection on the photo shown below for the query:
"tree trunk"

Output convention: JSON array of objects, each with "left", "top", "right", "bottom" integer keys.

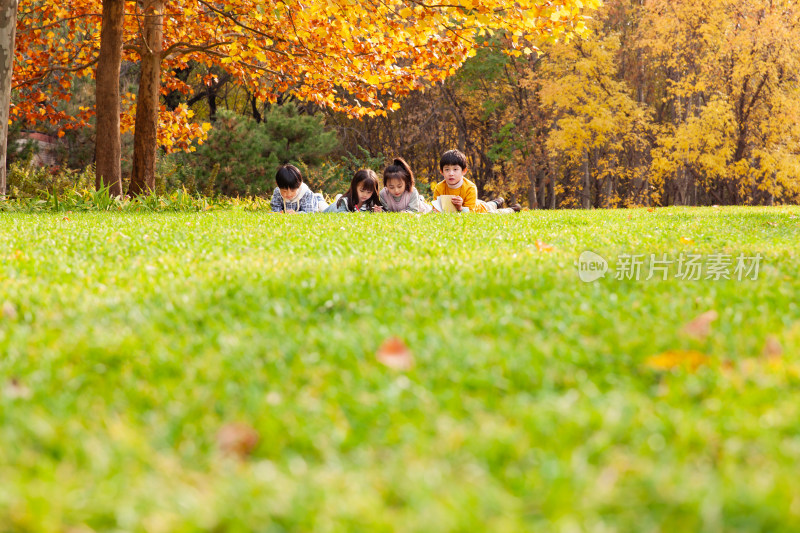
[
  {"left": 250, "top": 93, "right": 262, "bottom": 123},
  {"left": 678, "top": 165, "right": 688, "bottom": 205},
  {"left": 207, "top": 79, "right": 218, "bottom": 121},
  {"left": 527, "top": 162, "right": 537, "bottom": 209},
  {"left": 602, "top": 149, "right": 613, "bottom": 208},
  {"left": 581, "top": 149, "right": 591, "bottom": 209},
  {"left": 538, "top": 170, "right": 547, "bottom": 209},
  {"left": 546, "top": 152, "right": 557, "bottom": 209},
  {"left": 128, "top": 0, "right": 165, "bottom": 196},
  {"left": 95, "top": 0, "right": 125, "bottom": 196},
  {"left": 0, "top": 0, "right": 19, "bottom": 198}
]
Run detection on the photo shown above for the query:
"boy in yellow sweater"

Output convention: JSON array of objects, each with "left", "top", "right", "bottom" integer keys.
[{"left": 432, "top": 150, "right": 516, "bottom": 213}]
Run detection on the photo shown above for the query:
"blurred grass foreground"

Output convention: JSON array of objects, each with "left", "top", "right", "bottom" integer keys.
[{"left": 1, "top": 207, "right": 800, "bottom": 532}]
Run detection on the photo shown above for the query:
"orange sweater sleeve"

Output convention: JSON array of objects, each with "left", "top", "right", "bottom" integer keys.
[
  {"left": 433, "top": 181, "right": 444, "bottom": 199},
  {"left": 461, "top": 181, "right": 478, "bottom": 210}
]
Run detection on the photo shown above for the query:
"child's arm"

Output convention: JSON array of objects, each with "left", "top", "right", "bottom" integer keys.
[
  {"left": 322, "top": 196, "right": 343, "bottom": 213},
  {"left": 296, "top": 191, "right": 317, "bottom": 213},
  {"left": 460, "top": 183, "right": 478, "bottom": 211},
  {"left": 432, "top": 182, "right": 443, "bottom": 200},
  {"left": 404, "top": 189, "right": 421, "bottom": 212},
  {"left": 378, "top": 189, "right": 390, "bottom": 212},
  {"left": 270, "top": 189, "right": 283, "bottom": 212}
]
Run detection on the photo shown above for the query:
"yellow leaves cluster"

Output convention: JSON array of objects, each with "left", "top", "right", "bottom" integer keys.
[
  {"left": 643, "top": 312, "right": 798, "bottom": 393},
  {"left": 650, "top": 96, "right": 737, "bottom": 190},
  {"left": 643, "top": 0, "right": 800, "bottom": 201},
  {"left": 156, "top": 105, "right": 211, "bottom": 154},
  {"left": 532, "top": 0, "right": 800, "bottom": 206},
  {"left": 647, "top": 333, "right": 800, "bottom": 393},
  {"left": 645, "top": 350, "right": 709, "bottom": 372},
  {"left": 645, "top": 310, "right": 718, "bottom": 373},
  {"left": 120, "top": 102, "right": 210, "bottom": 153}
]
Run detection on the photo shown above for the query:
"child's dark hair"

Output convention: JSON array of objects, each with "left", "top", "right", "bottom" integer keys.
[
  {"left": 439, "top": 149, "right": 468, "bottom": 171},
  {"left": 275, "top": 164, "right": 303, "bottom": 189},
  {"left": 383, "top": 157, "right": 414, "bottom": 193},
  {"left": 338, "top": 169, "right": 381, "bottom": 211}
]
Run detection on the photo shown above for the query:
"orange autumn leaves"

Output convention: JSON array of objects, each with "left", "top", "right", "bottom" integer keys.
[
  {"left": 645, "top": 350, "right": 709, "bottom": 372},
  {"left": 645, "top": 310, "right": 717, "bottom": 372},
  {"left": 216, "top": 422, "right": 260, "bottom": 459},
  {"left": 645, "top": 310, "right": 787, "bottom": 375},
  {"left": 12, "top": 0, "right": 600, "bottom": 146},
  {"left": 214, "top": 337, "right": 414, "bottom": 461},
  {"left": 535, "top": 240, "right": 555, "bottom": 252},
  {"left": 376, "top": 337, "right": 414, "bottom": 371}
]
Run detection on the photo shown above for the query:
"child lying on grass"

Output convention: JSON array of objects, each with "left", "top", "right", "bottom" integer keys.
[
  {"left": 317, "top": 151, "right": 522, "bottom": 214},
  {"left": 324, "top": 169, "right": 384, "bottom": 213},
  {"left": 379, "top": 157, "right": 432, "bottom": 213},
  {"left": 270, "top": 164, "right": 327, "bottom": 213},
  {"left": 432, "top": 149, "right": 519, "bottom": 213}
]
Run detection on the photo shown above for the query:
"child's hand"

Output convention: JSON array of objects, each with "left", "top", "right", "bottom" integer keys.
[
  {"left": 451, "top": 196, "right": 464, "bottom": 210},
  {"left": 372, "top": 205, "right": 383, "bottom": 213}
]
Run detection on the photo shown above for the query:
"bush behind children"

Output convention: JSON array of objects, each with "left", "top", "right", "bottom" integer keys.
[{"left": 270, "top": 150, "right": 519, "bottom": 214}]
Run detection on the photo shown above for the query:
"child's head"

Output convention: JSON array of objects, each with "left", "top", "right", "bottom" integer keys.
[
  {"left": 439, "top": 150, "right": 468, "bottom": 188},
  {"left": 439, "top": 150, "right": 468, "bottom": 171},
  {"left": 276, "top": 164, "right": 303, "bottom": 199},
  {"left": 341, "top": 169, "right": 380, "bottom": 210},
  {"left": 383, "top": 157, "right": 414, "bottom": 196}
]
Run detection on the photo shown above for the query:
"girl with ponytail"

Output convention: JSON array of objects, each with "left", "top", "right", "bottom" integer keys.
[{"left": 379, "top": 157, "right": 431, "bottom": 213}]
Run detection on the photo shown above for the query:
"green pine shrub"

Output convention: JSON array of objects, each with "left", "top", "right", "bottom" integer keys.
[{"left": 170, "top": 105, "right": 338, "bottom": 197}]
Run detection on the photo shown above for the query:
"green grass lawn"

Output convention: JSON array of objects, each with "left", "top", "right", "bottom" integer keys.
[{"left": 2, "top": 207, "right": 800, "bottom": 532}]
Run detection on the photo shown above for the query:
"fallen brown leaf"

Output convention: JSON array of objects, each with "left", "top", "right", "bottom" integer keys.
[
  {"left": 762, "top": 336, "right": 783, "bottom": 360},
  {"left": 682, "top": 310, "right": 719, "bottom": 340},
  {"left": 216, "top": 422, "right": 259, "bottom": 459},
  {"left": 376, "top": 337, "right": 414, "bottom": 371},
  {"left": 4, "top": 378, "right": 32, "bottom": 400},
  {"left": 2, "top": 301, "right": 17, "bottom": 320},
  {"left": 535, "top": 240, "right": 554, "bottom": 253}
]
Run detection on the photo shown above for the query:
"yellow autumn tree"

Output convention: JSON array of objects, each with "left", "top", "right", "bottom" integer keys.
[
  {"left": 538, "top": 26, "right": 652, "bottom": 208},
  {"left": 640, "top": 0, "right": 800, "bottom": 204}
]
